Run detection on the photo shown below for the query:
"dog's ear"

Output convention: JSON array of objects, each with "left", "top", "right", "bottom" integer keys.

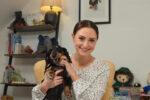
[
  {"left": 45, "top": 49, "right": 52, "bottom": 73},
  {"left": 62, "top": 47, "right": 72, "bottom": 63}
]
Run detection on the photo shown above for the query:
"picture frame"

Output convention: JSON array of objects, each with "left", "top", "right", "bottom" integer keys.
[{"left": 79, "top": 0, "right": 111, "bottom": 24}]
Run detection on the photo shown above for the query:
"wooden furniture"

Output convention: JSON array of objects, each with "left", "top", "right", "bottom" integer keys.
[{"left": 1, "top": 12, "right": 61, "bottom": 96}]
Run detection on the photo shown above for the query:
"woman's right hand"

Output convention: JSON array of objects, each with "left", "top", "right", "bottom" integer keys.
[{"left": 39, "top": 69, "right": 63, "bottom": 94}]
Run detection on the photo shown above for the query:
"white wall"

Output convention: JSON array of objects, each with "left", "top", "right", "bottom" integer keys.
[{"left": 0, "top": 0, "right": 150, "bottom": 99}]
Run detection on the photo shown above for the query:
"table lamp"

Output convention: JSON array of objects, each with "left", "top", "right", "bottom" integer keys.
[{"left": 40, "top": 0, "right": 62, "bottom": 26}]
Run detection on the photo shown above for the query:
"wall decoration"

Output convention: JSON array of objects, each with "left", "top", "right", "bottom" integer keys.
[{"left": 79, "top": 0, "right": 111, "bottom": 24}]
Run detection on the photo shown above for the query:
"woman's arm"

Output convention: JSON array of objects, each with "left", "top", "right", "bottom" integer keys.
[
  {"left": 32, "top": 70, "right": 63, "bottom": 100},
  {"left": 32, "top": 85, "right": 46, "bottom": 100}
]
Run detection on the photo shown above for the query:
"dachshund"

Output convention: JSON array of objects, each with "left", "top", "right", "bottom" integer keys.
[{"left": 43, "top": 45, "right": 72, "bottom": 100}]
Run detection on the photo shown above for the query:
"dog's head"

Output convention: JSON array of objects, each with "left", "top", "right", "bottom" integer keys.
[{"left": 45, "top": 45, "right": 71, "bottom": 71}]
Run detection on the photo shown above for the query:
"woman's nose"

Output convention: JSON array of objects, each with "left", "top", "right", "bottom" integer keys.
[{"left": 83, "top": 41, "right": 89, "bottom": 48}]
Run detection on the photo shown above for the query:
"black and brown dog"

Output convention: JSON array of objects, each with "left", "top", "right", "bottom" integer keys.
[{"left": 43, "top": 45, "right": 72, "bottom": 100}]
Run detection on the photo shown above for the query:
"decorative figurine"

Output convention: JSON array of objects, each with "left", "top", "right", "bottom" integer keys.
[{"left": 10, "top": 11, "right": 27, "bottom": 28}]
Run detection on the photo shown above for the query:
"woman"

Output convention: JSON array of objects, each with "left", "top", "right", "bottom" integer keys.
[{"left": 32, "top": 20, "right": 110, "bottom": 100}]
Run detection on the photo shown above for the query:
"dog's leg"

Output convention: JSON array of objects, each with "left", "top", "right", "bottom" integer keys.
[{"left": 64, "top": 85, "right": 72, "bottom": 100}]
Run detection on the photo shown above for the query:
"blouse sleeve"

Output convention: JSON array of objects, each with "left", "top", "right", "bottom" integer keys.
[
  {"left": 32, "top": 84, "right": 46, "bottom": 100},
  {"left": 72, "top": 62, "right": 110, "bottom": 100}
]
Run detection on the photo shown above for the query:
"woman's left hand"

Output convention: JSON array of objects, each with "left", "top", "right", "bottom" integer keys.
[{"left": 59, "top": 56, "right": 80, "bottom": 81}]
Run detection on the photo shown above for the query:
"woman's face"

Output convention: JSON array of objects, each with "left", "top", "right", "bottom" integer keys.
[{"left": 72, "top": 27, "right": 98, "bottom": 56}]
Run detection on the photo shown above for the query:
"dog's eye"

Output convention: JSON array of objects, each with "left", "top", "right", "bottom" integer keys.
[
  {"left": 55, "top": 58, "right": 60, "bottom": 63},
  {"left": 60, "top": 56, "right": 68, "bottom": 61}
]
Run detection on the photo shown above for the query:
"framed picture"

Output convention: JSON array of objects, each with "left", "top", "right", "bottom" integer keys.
[{"left": 79, "top": 0, "right": 111, "bottom": 24}]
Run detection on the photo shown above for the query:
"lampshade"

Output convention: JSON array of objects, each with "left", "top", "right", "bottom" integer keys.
[{"left": 40, "top": 0, "right": 62, "bottom": 13}]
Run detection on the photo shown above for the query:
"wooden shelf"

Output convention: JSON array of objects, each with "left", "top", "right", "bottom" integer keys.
[
  {"left": 0, "top": 82, "right": 36, "bottom": 87},
  {"left": 8, "top": 24, "right": 56, "bottom": 32},
  {"left": 4, "top": 53, "right": 46, "bottom": 58},
  {"left": 2, "top": 12, "right": 60, "bottom": 96}
]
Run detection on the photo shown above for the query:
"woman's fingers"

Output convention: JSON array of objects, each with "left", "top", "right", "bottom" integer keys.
[
  {"left": 53, "top": 76, "right": 63, "bottom": 86},
  {"left": 53, "top": 70, "right": 64, "bottom": 86},
  {"left": 42, "top": 70, "right": 64, "bottom": 89},
  {"left": 55, "top": 69, "right": 63, "bottom": 76},
  {"left": 54, "top": 77, "right": 63, "bottom": 83},
  {"left": 54, "top": 80, "right": 63, "bottom": 86},
  {"left": 55, "top": 76, "right": 63, "bottom": 80}
]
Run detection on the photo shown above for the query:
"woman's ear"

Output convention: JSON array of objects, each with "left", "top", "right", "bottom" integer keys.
[{"left": 72, "top": 33, "right": 75, "bottom": 42}]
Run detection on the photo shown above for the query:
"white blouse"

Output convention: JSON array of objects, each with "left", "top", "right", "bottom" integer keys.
[{"left": 32, "top": 59, "right": 110, "bottom": 100}]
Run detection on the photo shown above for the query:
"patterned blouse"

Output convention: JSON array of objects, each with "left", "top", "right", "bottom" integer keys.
[{"left": 32, "top": 59, "right": 110, "bottom": 100}]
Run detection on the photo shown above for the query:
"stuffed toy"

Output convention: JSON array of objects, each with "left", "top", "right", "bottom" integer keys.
[
  {"left": 35, "top": 35, "right": 52, "bottom": 53},
  {"left": 11, "top": 11, "right": 27, "bottom": 28},
  {"left": 143, "top": 73, "right": 150, "bottom": 94},
  {"left": 4, "top": 65, "right": 15, "bottom": 83},
  {"left": 113, "top": 67, "right": 134, "bottom": 93},
  {"left": 35, "top": 35, "right": 45, "bottom": 53},
  {"left": 42, "top": 45, "right": 72, "bottom": 100}
]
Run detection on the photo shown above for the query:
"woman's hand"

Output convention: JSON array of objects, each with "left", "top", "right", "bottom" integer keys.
[
  {"left": 59, "top": 56, "right": 80, "bottom": 81},
  {"left": 39, "top": 69, "right": 63, "bottom": 94}
]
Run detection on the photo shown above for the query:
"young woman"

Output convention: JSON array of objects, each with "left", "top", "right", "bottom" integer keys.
[{"left": 32, "top": 20, "right": 110, "bottom": 100}]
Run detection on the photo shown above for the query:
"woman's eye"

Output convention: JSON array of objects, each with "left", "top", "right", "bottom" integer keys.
[
  {"left": 79, "top": 37, "right": 84, "bottom": 41},
  {"left": 89, "top": 39, "right": 95, "bottom": 42}
]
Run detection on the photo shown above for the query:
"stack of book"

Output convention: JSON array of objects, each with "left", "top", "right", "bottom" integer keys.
[
  {"left": 8, "top": 32, "right": 23, "bottom": 54},
  {"left": 111, "top": 87, "right": 140, "bottom": 100}
]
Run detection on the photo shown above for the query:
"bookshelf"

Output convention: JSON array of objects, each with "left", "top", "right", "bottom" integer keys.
[{"left": 2, "top": 13, "right": 60, "bottom": 96}]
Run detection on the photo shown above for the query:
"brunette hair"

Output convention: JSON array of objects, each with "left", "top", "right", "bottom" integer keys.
[{"left": 73, "top": 20, "right": 99, "bottom": 39}]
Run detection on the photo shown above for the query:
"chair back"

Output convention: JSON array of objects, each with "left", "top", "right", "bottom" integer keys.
[
  {"left": 101, "top": 60, "right": 115, "bottom": 100},
  {"left": 33, "top": 60, "right": 46, "bottom": 84}
]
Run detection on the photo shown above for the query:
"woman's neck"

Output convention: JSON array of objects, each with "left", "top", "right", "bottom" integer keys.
[{"left": 72, "top": 53, "right": 94, "bottom": 67}]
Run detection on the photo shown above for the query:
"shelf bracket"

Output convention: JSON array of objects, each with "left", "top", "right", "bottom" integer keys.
[{"left": 3, "top": 84, "right": 8, "bottom": 95}]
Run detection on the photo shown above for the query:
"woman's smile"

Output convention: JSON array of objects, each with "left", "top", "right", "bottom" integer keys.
[{"left": 80, "top": 47, "right": 90, "bottom": 52}]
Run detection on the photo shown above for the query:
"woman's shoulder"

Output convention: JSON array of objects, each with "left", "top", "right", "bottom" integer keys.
[{"left": 93, "top": 59, "right": 110, "bottom": 71}]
